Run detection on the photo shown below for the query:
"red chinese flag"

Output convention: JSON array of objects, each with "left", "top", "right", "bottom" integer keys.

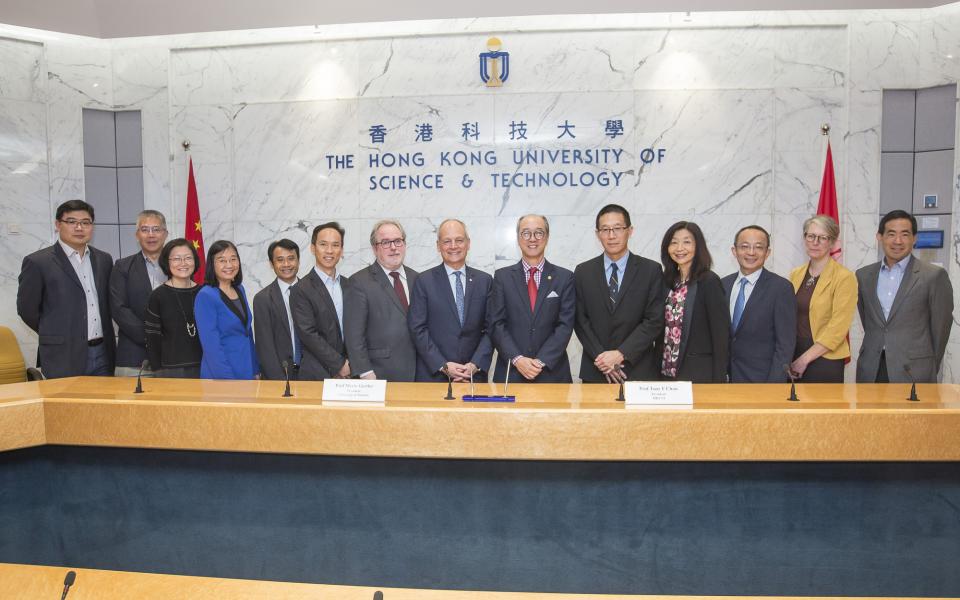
[
  {"left": 816, "top": 140, "right": 842, "bottom": 261},
  {"left": 184, "top": 157, "right": 206, "bottom": 284}
]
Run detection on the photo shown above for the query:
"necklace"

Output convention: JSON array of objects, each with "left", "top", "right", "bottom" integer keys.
[{"left": 170, "top": 286, "right": 197, "bottom": 337}]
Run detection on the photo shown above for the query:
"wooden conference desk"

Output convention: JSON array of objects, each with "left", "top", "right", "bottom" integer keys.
[
  {"left": 1, "top": 377, "right": 959, "bottom": 460},
  {"left": 1, "top": 378, "right": 959, "bottom": 597}
]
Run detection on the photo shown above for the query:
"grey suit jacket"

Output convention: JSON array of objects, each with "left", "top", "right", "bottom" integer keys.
[
  {"left": 17, "top": 242, "right": 116, "bottom": 379},
  {"left": 856, "top": 255, "right": 954, "bottom": 383},
  {"left": 290, "top": 269, "right": 349, "bottom": 381},
  {"left": 253, "top": 279, "right": 297, "bottom": 380},
  {"left": 110, "top": 252, "right": 153, "bottom": 368},
  {"left": 344, "top": 263, "right": 419, "bottom": 382}
]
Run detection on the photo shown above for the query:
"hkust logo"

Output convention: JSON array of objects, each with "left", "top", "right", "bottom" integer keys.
[{"left": 479, "top": 37, "right": 509, "bottom": 87}]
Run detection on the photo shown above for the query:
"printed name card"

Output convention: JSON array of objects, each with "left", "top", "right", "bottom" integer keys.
[
  {"left": 322, "top": 379, "right": 387, "bottom": 404},
  {"left": 624, "top": 381, "right": 693, "bottom": 409}
]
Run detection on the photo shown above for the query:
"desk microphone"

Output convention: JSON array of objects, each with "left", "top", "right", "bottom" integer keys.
[
  {"left": 442, "top": 366, "right": 455, "bottom": 400},
  {"left": 134, "top": 359, "right": 149, "bottom": 394},
  {"left": 903, "top": 363, "right": 919, "bottom": 401},
  {"left": 60, "top": 570, "right": 76, "bottom": 600},
  {"left": 373, "top": 592, "right": 384, "bottom": 600},
  {"left": 783, "top": 364, "right": 799, "bottom": 401},
  {"left": 281, "top": 360, "right": 293, "bottom": 398}
]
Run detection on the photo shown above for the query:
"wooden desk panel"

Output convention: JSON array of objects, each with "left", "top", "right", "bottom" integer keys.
[{"left": 1, "top": 377, "right": 959, "bottom": 460}]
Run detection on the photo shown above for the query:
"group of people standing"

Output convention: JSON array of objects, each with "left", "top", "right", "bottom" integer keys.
[{"left": 17, "top": 199, "right": 954, "bottom": 385}]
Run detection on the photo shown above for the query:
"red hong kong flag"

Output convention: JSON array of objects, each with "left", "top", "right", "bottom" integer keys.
[
  {"left": 184, "top": 157, "right": 206, "bottom": 284},
  {"left": 817, "top": 140, "right": 842, "bottom": 261}
]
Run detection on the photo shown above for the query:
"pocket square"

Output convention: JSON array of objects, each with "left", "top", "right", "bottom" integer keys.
[{"left": 546, "top": 290, "right": 560, "bottom": 299}]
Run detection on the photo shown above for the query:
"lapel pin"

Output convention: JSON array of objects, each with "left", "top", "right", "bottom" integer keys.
[{"left": 547, "top": 275, "right": 552, "bottom": 280}]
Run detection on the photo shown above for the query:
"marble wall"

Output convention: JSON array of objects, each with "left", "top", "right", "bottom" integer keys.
[{"left": 0, "top": 5, "right": 958, "bottom": 381}]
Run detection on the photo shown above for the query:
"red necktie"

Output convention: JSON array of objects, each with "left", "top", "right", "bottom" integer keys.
[
  {"left": 390, "top": 271, "right": 408, "bottom": 311},
  {"left": 527, "top": 266, "right": 538, "bottom": 312}
]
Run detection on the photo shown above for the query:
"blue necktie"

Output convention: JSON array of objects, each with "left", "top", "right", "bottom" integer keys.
[
  {"left": 731, "top": 278, "right": 748, "bottom": 333},
  {"left": 293, "top": 329, "right": 302, "bottom": 365},
  {"left": 454, "top": 271, "right": 465, "bottom": 326}
]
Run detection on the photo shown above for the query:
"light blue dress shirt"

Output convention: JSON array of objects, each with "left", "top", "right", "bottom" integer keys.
[
  {"left": 876, "top": 255, "right": 910, "bottom": 321},
  {"left": 603, "top": 252, "right": 630, "bottom": 290},
  {"left": 315, "top": 266, "right": 344, "bottom": 335}
]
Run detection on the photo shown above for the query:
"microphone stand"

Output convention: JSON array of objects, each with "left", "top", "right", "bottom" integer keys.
[
  {"left": 784, "top": 364, "right": 799, "bottom": 402},
  {"left": 443, "top": 366, "right": 455, "bottom": 400},
  {"left": 614, "top": 365, "right": 625, "bottom": 402},
  {"left": 904, "top": 363, "right": 919, "bottom": 401},
  {"left": 281, "top": 361, "right": 293, "bottom": 398},
  {"left": 134, "top": 360, "right": 149, "bottom": 394}
]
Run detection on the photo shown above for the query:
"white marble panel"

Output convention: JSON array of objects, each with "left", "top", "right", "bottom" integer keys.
[
  {"left": 0, "top": 161, "right": 50, "bottom": 224},
  {"left": 141, "top": 103, "right": 172, "bottom": 216},
  {"left": 357, "top": 94, "right": 498, "bottom": 219},
  {"left": 848, "top": 19, "right": 925, "bottom": 91},
  {"left": 169, "top": 47, "right": 232, "bottom": 106},
  {"left": 171, "top": 160, "right": 232, "bottom": 226},
  {"left": 841, "top": 212, "right": 883, "bottom": 272},
  {"left": 0, "top": 99, "right": 47, "bottom": 163},
  {"left": 233, "top": 99, "right": 359, "bottom": 222},
  {"left": 635, "top": 28, "right": 775, "bottom": 90},
  {"left": 46, "top": 103, "right": 85, "bottom": 203},
  {"left": 171, "top": 104, "right": 234, "bottom": 165},
  {"left": 357, "top": 37, "right": 479, "bottom": 99},
  {"left": 768, "top": 213, "right": 822, "bottom": 277},
  {"left": 772, "top": 26, "right": 847, "bottom": 89},
  {"left": 227, "top": 40, "right": 359, "bottom": 103},
  {"left": 44, "top": 41, "right": 112, "bottom": 107},
  {"left": 922, "top": 14, "right": 960, "bottom": 84},
  {"left": 0, "top": 222, "right": 58, "bottom": 288},
  {"left": 633, "top": 90, "right": 774, "bottom": 215},
  {"left": 112, "top": 46, "right": 168, "bottom": 108},
  {"left": 775, "top": 88, "right": 846, "bottom": 153},
  {"left": 844, "top": 90, "right": 882, "bottom": 217},
  {"left": 0, "top": 38, "right": 44, "bottom": 102}
]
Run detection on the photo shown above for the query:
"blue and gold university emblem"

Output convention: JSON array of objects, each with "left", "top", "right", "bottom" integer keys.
[{"left": 479, "top": 37, "right": 509, "bottom": 87}]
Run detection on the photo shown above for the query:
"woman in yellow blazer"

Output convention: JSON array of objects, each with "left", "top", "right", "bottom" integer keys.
[{"left": 788, "top": 215, "right": 858, "bottom": 382}]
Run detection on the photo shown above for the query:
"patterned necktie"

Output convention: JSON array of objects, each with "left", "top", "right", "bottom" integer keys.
[
  {"left": 609, "top": 262, "right": 620, "bottom": 304},
  {"left": 390, "top": 271, "right": 408, "bottom": 311},
  {"left": 454, "top": 271, "right": 465, "bottom": 326},
  {"left": 731, "top": 278, "right": 748, "bottom": 333},
  {"left": 527, "top": 266, "right": 538, "bottom": 312}
]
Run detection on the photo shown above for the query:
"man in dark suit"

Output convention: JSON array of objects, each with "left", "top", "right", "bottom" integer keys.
[
  {"left": 489, "top": 214, "right": 576, "bottom": 383},
  {"left": 253, "top": 239, "right": 301, "bottom": 380},
  {"left": 721, "top": 225, "right": 797, "bottom": 383},
  {"left": 856, "top": 210, "right": 954, "bottom": 383},
  {"left": 290, "top": 223, "right": 350, "bottom": 381},
  {"left": 345, "top": 220, "right": 419, "bottom": 381},
  {"left": 574, "top": 204, "right": 664, "bottom": 383},
  {"left": 408, "top": 219, "right": 493, "bottom": 382},
  {"left": 17, "top": 199, "right": 115, "bottom": 378},
  {"left": 110, "top": 209, "right": 168, "bottom": 377}
]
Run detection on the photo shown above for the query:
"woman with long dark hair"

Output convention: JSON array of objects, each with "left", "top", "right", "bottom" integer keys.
[
  {"left": 194, "top": 240, "right": 259, "bottom": 379},
  {"left": 144, "top": 238, "right": 203, "bottom": 378},
  {"left": 658, "top": 221, "right": 729, "bottom": 383}
]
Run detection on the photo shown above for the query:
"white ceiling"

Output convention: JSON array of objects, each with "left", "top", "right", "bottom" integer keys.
[{"left": 0, "top": 0, "right": 946, "bottom": 39}]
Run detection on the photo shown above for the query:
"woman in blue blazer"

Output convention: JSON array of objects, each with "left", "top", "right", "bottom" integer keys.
[{"left": 194, "top": 240, "right": 259, "bottom": 379}]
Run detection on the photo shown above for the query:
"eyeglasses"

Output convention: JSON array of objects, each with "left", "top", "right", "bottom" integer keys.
[
  {"left": 169, "top": 255, "right": 195, "bottom": 264},
  {"left": 597, "top": 226, "right": 629, "bottom": 236},
  {"left": 519, "top": 229, "right": 546, "bottom": 241},
  {"left": 138, "top": 226, "right": 166, "bottom": 234},
  {"left": 60, "top": 218, "right": 93, "bottom": 228},
  {"left": 804, "top": 233, "right": 832, "bottom": 244},
  {"left": 215, "top": 256, "right": 240, "bottom": 266},
  {"left": 375, "top": 238, "right": 405, "bottom": 249},
  {"left": 736, "top": 244, "right": 768, "bottom": 252}
]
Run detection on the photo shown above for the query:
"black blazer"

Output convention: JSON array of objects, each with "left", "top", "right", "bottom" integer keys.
[
  {"left": 488, "top": 260, "right": 576, "bottom": 383},
  {"left": 110, "top": 252, "right": 154, "bottom": 368},
  {"left": 407, "top": 264, "right": 494, "bottom": 382},
  {"left": 574, "top": 253, "right": 665, "bottom": 382},
  {"left": 290, "top": 269, "right": 348, "bottom": 381},
  {"left": 721, "top": 268, "right": 797, "bottom": 383},
  {"left": 659, "top": 271, "right": 729, "bottom": 383},
  {"left": 253, "top": 279, "right": 297, "bottom": 380},
  {"left": 17, "top": 242, "right": 115, "bottom": 378}
]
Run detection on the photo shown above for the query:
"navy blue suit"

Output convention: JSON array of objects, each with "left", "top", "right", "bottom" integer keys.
[
  {"left": 195, "top": 284, "right": 259, "bottom": 380},
  {"left": 721, "top": 268, "right": 797, "bottom": 383},
  {"left": 489, "top": 260, "right": 576, "bottom": 383},
  {"left": 408, "top": 264, "right": 494, "bottom": 382}
]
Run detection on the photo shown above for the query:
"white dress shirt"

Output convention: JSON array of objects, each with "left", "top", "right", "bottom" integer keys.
[
  {"left": 277, "top": 278, "right": 298, "bottom": 348},
  {"left": 729, "top": 267, "right": 764, "bottom": 320},
  {"left": 59, "top": 239, "right": 103, "bottom": 341}
]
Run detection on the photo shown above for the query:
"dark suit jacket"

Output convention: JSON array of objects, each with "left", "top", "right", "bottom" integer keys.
[
  {"left": 345, "top": 264, "right": 419, "bottom": 382},
  {"left": 194, "top": 284, "right": 259, "bottom": 380},
  {"left": 110, "top": 252, "right": 154, "bottom": 368},
  {"left": 17, "top": 242, "right": 115, "bottom": 379},
  {"left": 721, "top": 268, "right": 797, "bottom": 383},
  {"left": 407, "top": 263, "right": 494, "bottom": 382},
  {"left": 574, "top": 253, "right": 665, "bottom": 382},
  {"left": 253, "top": 279, "right": 297, "bottom": 380},
  {"left": 856, "top": 255, "right": 954, "bottom": 383},
  {"left": 659, "top": 272, "right": 729, "bottom": 383},
  {"left": 290, "top": 270, "right": 349, "bottom": 381},
  {"left": 489, "top": 260, "right": 576, "bottom": 383}
]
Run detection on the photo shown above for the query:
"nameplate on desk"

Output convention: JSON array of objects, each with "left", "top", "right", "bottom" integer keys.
[
  {"left": 624, "top": 381, "right": 693, "bottom": 409},
  {"left": 322, "top": 379, "right": 386, "bottom": 404}
]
